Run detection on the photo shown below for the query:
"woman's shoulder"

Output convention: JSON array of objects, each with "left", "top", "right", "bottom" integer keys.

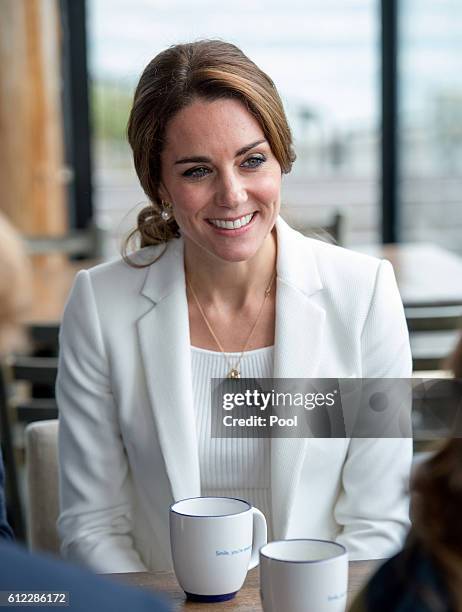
[
  {"left": 278, "top": 218, "right": 389, "bottom": 296},
  {"left": 88, "top": 243, "right": 168, "bottom": 275},
  {"left": 87, "top": 240, "right": 180, "bottom": 282},
  {"left": 308, "top": 236, "right": 381, "bottom": 270},
  {"left": 70, "top": 239, "right": 183, "bottom": 307}
]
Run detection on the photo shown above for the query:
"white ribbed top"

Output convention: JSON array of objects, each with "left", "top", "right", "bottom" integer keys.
[{"left": 191, "top": 345, "right": 274, "bottom": 539}]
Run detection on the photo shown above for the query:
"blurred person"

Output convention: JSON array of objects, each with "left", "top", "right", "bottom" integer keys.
[
  {"left": 0, "top": 212, "right": 30, "bottom": 357},
  {"left": 0, "top": 537, "right": 171, "bottom": 612},
  {"left": 350, "top": 335, "right": 462, "bottom": 612},
  {"left": 0, "top": 451, "right": 14, "bottom": 540},
  {"left": 0, "top": 211, "right": 30, "bottom": 541},
  {"left": 0, "top": 212, "right": 170, "bottom": 610},
  {"left": 57, "top": 40, "right": 412, "bottom": 573}
]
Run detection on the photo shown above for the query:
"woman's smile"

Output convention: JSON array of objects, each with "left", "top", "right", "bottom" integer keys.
[{"left": 206, "top": 211, "right": 258, "bottom": 235}]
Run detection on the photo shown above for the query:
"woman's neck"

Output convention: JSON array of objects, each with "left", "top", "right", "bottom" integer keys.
[{"left": 184, "top": 232, "right": 277, "bottom": 310}]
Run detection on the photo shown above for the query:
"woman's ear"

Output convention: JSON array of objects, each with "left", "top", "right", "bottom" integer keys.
[{"left": 157, "top": 182, "right": 171, "bottom": 205}]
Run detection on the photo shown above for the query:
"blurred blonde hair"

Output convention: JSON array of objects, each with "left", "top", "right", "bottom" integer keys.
[{"left": 0, "top": 213, "right": 31, "bottom": 356}]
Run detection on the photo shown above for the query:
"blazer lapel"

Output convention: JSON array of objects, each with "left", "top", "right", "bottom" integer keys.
[
  {"left": 134, "top": 218, "right": 326, "bottom": 534},
  {"left": 271, "top": 218, "right": 326, "bottom": 538},
  {"left": 137, "top": 240, "right": 201, "bottom": 502}
]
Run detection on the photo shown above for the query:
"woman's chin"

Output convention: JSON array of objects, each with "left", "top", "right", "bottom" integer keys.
[
  {"left": 184, "top": 230, "right": 273, "bottom": 265},
  {"left": 209, "top": 245, "right": 260, "bottom": 264}
]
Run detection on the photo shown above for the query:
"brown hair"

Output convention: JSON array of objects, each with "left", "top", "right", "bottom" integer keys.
[
  {"left": 0, "top": 213, "right": 31, "bottom": 356},
  {"left": 411, "top": 333, "right": 462, "bottom": 609},
  {"left": 124, "top": 39, "right": 295, "bottom": 262}
]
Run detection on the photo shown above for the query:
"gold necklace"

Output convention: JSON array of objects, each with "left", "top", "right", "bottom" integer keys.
[{"left": 187, "top": 270, "right": 276, "bottom": 379}]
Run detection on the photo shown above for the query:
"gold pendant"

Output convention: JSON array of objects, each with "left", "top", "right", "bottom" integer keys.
[{"left": 228, "top": 368, "right": 240, "bottom": 379}]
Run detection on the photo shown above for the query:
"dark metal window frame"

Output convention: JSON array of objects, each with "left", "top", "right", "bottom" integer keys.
[
  {"left": 381, "top": 0, "right": 399, "bottom": 244},
  {"left": 60, "top": 0, "right": 93, "bottom": 231}
]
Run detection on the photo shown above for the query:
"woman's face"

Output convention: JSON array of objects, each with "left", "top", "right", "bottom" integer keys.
[{"left": 159, "top": 98, "right": 282, "bottom": 263}]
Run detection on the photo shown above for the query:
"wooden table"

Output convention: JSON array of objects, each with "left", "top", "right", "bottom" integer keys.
[
  {"left": 26, "top": 254, "right": 97, "bottom": 324},
  {"left": 356, "top": 242, "right": 462, "bottom": 308},
  {"left": 109, "top": 560, "right": 382, "bottom": 611},
  {"left": 24, "top": 242, "right": 462, "bottom": 325}
]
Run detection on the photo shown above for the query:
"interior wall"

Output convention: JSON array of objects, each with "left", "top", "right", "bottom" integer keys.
[{"left": 0, "top": 0, "right": 67, "bottom": 235}]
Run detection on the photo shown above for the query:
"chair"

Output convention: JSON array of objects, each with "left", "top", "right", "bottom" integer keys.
[
  {"left": 25, "top": 419, "right": 60, "bottom": 554},
  {"left": 296, "top": 212, "right": 344, "bottom": 245},
  {"left": 6, "top": 355, "right": 58, "bottom": 424},
  {"left": 410, "top": 332, "right": 460, "bottom": 371},
  {"left": 407, "top": 306, "right": 462, "bottom": 371},
  {"left": 0, "top": 363, "right": 25, "bottom": 540},
  {"left": 28, "top": 324, "right": 60, "bottom": 356},
  {"left": 25, "top": 325, "right": 60, "bottom": 405},
  {"left": 1, "top": 354, "right": 59, "bottom": 540},
  {"left": 406, "top": 306, "right": 462, "bottom": 332},
  {"left": 24, "top": 224, "right": 105, "bottom": 259}
]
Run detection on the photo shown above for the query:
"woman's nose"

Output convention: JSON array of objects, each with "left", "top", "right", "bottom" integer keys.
[{"left": 215, "top": 171, "right": 247, "bottom": 209}]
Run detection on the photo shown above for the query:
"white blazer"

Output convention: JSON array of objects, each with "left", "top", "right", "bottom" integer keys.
[{"left": 57, "top": 217, "right": 412, "bottom": 573}]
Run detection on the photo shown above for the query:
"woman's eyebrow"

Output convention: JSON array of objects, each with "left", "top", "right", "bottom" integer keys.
[
  {"left": 235, "top": 139, "right": 267, "bottom": 157},
  {"left": 174, "top": 139, "right": 267, "bottom": 165}
]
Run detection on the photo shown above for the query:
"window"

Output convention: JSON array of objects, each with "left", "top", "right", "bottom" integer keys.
[
  {"left": 399, "top": 0, "right": 462, "bottom": 255},
  {"left": 88, "top": 0, "right": 380, "bottom": 250}
]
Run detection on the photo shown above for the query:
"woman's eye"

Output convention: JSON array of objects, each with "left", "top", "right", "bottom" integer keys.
[
  {"left": 182, "top": 156, "right": 265, "bottom": 178},
  {"left": 242, "top": 155, "right": 266, "bottom": 169},
  {"left": 183, "top": 166, "right": 211, "bottom": 179}
]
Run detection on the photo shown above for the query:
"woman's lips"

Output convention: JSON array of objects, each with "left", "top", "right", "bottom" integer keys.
[{"left": 206, "top": 212, "right": 257, "bottom": 235}]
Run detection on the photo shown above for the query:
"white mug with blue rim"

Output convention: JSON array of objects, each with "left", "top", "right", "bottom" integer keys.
[
  {"left": 260, "top": 539, "right": 348, "bottom": 612},
  {"left": 169, "top": 496, "right": 267, "bottom": 602}
]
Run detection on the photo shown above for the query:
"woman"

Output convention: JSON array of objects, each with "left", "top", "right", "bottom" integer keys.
[
  {"left": 350, "top": 337, "right": 462, "bottom": 611},
  {"left": 57, "top": 40, "right": 412, "bottom": 573}
]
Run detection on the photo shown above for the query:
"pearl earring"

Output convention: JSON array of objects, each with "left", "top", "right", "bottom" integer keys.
[{"left": 160, "top": 201, "right": 172, "bottom": 221}]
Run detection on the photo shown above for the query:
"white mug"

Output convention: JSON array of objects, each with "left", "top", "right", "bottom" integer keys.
[
  {"left": 169, "top": 496, "right": 267, "bottom": 602},
  {"left": 260, "top": 539, "right": 348, "bottom": 612}
]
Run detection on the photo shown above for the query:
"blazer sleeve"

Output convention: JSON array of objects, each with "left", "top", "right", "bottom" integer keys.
[
  {"left": 56, "top": 270, "right": 148, "bottom": 573},
  {"left": 334, "top": 259, "right": 413, "bottom": 560}
]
